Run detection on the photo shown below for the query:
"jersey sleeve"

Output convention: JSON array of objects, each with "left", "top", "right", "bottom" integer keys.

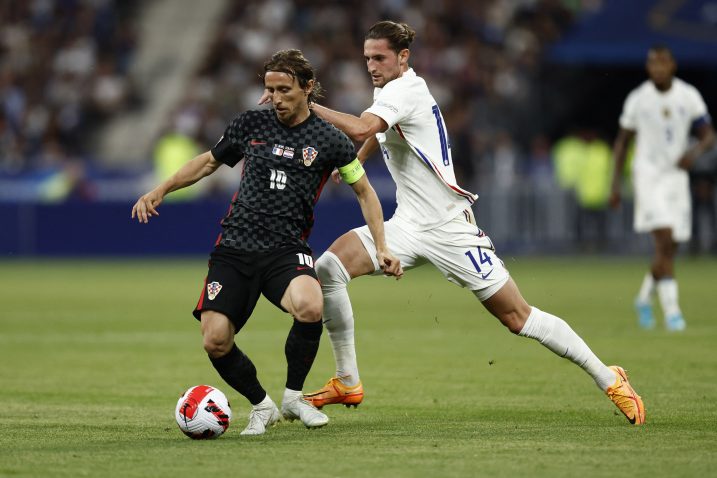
[
  {"left": 364, "top": 79, "right": 414, "bottom": 129},
  {"left": 619, "top": 90, "right": 639, "bottom": 130},
  {"left": 332, "top": 130, "right": 358, "bottom": 169},
  {"left": 688, "top": 87, "right": 709, "bottom": 121},
  {"left": 211, "top": 114, "right": 246, "bottom": 167}
]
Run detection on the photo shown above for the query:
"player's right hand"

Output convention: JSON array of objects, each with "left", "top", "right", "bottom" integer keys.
[
  {"left": 131, "top": 190, "right": 164, "bottom": 223},
  {"left": 377, "top": 250, "right": 403, "bottom": 280},
  {"left": 331, "top": 169, "right": 343, "bottom": 184}
]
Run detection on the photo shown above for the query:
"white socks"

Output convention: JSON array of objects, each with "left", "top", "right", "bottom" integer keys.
[
  {"left": 636, "top": 273, "right": 655, "bottom": 304},
  {"left": 315, "top": 251, "right": 360, "bottom": 387},
  {"left": 656, "top": 278, "right": 681, "bottom": 317},
  {"left": 519, "top": 307, "right": 616, "bottom": 391},
  {"left": 256, "top": 394, "right": 275, "bottom": 408},
  {"left": 282, "top": 389, "right": 302, "bottom": 403},
  {"left": 315, "top": 252, "right": 620, "bottom": 391}
]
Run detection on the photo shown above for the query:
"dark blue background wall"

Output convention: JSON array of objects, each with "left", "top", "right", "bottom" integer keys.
[{"left": 0, "top": 199, "right": 396, "bottom": 256}]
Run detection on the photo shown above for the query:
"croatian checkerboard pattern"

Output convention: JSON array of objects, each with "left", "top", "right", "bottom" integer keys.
[{"left": 211, "top": 109, "right": 356, "bottom": 252}]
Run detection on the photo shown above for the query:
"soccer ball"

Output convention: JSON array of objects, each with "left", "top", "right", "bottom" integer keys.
[{"left": 175, "top": 385, "right": 232, "bottom": 439}]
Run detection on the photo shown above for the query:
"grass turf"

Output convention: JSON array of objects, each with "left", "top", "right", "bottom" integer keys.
[{"left": 0, "top": 256, "right": 716, "bottom": 477}]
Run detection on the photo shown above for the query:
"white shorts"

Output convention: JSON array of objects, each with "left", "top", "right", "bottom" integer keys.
[
  {"left": 353, "top": 210, "right": 510, "bottom": 301},
  {"left": 633, "top": 171, "right": 691, "bottom": 242}
]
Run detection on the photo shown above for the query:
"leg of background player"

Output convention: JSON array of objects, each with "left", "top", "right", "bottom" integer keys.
[{"left": 651, "top": 228, "right": 685, "bottom": 331}]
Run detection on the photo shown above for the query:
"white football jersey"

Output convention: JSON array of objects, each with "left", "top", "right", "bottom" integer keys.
[
  {"left": 619, "top": 77, "right": 710, "bottom": 177},
  {"left": 365, "top": 68, "right": 477, "bottom": 229}
]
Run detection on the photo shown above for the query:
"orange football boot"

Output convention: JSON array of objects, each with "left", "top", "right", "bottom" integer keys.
[
  {"left": 606, "top": 366, "right": 645, "bottom": 425},
  {"left": 303, "top": 377, "right": 364, "bottom": 409}
]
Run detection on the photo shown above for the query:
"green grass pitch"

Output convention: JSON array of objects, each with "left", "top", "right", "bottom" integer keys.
[{"left": 1, "top": 256, "right": 716, "bottom": 477}]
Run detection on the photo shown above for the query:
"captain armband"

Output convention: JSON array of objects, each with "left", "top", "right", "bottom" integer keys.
[{"left": 338, "top": 158, "right": 365, "bottom": 184}]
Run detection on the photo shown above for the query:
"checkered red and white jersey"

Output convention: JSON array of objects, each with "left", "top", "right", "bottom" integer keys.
[{"left": 211, "top": 109, "right": 355, "bottom": 252}]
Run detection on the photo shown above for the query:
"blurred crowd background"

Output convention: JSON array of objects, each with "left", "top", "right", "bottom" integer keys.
[{"left": 2, "top": 0, "right": 717, "bottom": 254}]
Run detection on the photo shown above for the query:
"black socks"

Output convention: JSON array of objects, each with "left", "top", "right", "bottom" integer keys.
[
  {"left": 209, "top": 344, "right": 266, "bottom": 405},
  {"left": 284, "top": 319, "right": 323, "bottom": 391}
]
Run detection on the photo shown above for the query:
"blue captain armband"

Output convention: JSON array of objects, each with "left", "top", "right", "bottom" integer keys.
[{"left": 338, "top": 158, "right": 365, "bottom": 184}]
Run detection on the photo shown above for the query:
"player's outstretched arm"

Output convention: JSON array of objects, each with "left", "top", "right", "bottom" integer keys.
[
  {"left": 609, "top": 128, "right": 635, "bottom": 209},
  {"left": 312, "top": 104, "right": 387, "bottom": 143},
  {"left": 131, "top": 151, "right": 222, "bottom": 223},
  {"left": 349, "top": 174, "right": 403, "bottom": 279}
]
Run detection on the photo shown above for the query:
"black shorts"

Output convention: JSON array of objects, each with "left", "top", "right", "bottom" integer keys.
[{"left": 192, "top": 245, "right": 318, "bottom": 333}]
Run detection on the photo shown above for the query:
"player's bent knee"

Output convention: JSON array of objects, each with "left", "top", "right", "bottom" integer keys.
[
  {"left": 315, "top": 251, "right": 351, "bottom": 291},
  {"left": 501, "top": 310, "right": 527, "bottom": 335},
  {"left": 200, "top": 311, "right": 234, "bottom": 357},
  {"left": 202, "top": 333, "right": 233, "bottom": 358},
  {"left": 292, "top": 297, "right": 323, "bottom": 323}
]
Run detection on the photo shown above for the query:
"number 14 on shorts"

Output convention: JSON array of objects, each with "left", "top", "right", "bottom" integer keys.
[{"left": 465, "top": 248, "right": 493, "bottom": 278}]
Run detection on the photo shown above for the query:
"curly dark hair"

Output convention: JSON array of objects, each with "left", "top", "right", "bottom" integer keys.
[{"left": 262, "top": 49, "right": 323, "bottom": 104}]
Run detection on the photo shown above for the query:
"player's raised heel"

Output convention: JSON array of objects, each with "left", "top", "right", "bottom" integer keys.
[
  {"left": 281, "top": 397, "right": 329, "bottom": 429},
  {"left": 304, "top": 377, "right": 364, "bottom": 409},
  {"left": 606, "top": 366, "right": 645, "bottom": 425}
]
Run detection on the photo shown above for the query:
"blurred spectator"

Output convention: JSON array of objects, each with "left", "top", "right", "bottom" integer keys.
[
  {"left": 554, "top": 129, "right": 612, "bottom": 251},
  {"left": 2, "top": 0, "right": 578, "bottom": 202},
  {"left": 0, "top": 0, "right": 137, "bottom": 172},
  {"left": 526, "top": 134, "right": 555, "bottom": 191},
  {"left": 152, "top": 114, "right": 202, "bottom": 202},
  {"left": 552, "top": 131, "right": 583, "bottom": 190},
  {"left": 174, "top": 0, "right": 574, "bottom": 197},
  {"left": 689, "top": 150, "right": 717, "bottom": 254}
]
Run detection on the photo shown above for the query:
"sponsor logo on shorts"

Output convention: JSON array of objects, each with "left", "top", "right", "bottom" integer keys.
[{"left": 207, "top": 281, "right": 223, "bottom": 300}]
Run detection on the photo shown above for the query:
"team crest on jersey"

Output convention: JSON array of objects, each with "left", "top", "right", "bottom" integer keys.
[
  {"left": 207, "top": 281, "right": 223, "bottom": 300},
  {"left": 272, "top": 144, "right": 295, "bottom": 159},
  {"left": 302, "top": 146, "right": 318, "bottom": 166}
]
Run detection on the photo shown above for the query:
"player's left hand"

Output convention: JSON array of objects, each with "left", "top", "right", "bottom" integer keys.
[{"left": 377, "top": 250, "right": 403, "bottom": 280}]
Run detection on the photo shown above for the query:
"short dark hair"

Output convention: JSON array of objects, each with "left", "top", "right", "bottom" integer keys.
[
  {"left": 263, "top": 49, "right": 323, "bottom": 104},
  {"left": 648, "top": 45, "right": 674, "bottom": 59},
  {"left": 365, "top": 20, "right": 416, "bottom": 54}
]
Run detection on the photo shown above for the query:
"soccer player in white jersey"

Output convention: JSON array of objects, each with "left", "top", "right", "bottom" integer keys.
[
  {"left": 259, "top": 21, "right": 645, "bottom": 424},
  {"left": 610, "top": 46, "right": 715, "bottom": 331}
]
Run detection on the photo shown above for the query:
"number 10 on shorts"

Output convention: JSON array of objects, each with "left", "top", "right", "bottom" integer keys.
[
  {"left": 465, "top": 248, "right": 493, "bottom": 272},
  {"left": 296, "top": 253, "right": 313, "bottom": 267}
]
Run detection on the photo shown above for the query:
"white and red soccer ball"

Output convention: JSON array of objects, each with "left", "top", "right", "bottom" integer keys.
[{"left": 175, "top": 385, "right": 232, "bottom": 439}]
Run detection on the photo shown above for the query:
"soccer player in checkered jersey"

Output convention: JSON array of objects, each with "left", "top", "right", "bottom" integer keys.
[
  {"left": 610, "top": 46, "right": 715, "bottom": 331},
  {"left": 132, "top": 49, "right": 402, "bottom": 435},
  {"left": 262, "top": 21, "right": 645, "bottom": 424}
]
